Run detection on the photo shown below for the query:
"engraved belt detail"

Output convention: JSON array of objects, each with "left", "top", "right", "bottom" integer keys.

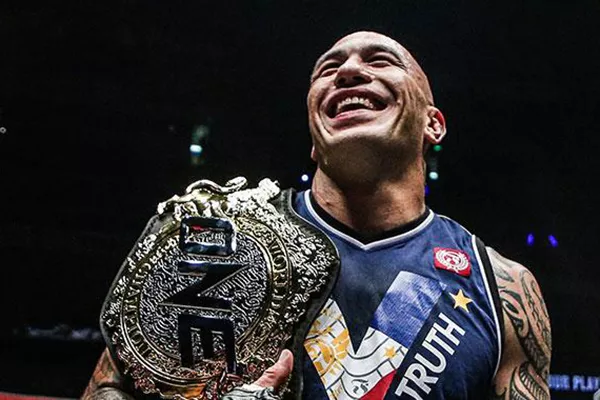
[{"left": 100, "top": 177, "right": 339, "bottom": 399}]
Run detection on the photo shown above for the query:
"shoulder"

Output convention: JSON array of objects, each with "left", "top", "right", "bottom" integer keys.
[
  {"left": 485, "top": 247, "right": 552, "bottom": 399},
  {"left": 486, "top": 247, "right": 530, "bottom": 281}
]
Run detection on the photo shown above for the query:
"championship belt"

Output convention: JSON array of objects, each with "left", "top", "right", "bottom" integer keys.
[{"left": 100, "top": 177, "right": 339, "bottom": 399}]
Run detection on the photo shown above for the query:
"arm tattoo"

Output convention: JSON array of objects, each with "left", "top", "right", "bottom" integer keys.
[
  {"left": 522, "top": 270, "right": 552, "bottom": 363},
  {"left": 493, "top": 361, "right": 549, "bottom": 400},
  {"left": 82, "top": 349, "right": 132, "bottom": 400},
  {"left": 489, "top": 249, "right": 552, "bottom": 400},
  {"left": 511, "top": 362, "right": 549, "bottom": 400}
]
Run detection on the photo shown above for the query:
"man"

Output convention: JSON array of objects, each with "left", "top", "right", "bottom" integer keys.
[{"left": 83, "top": 31, "right": 551, "bottom": 399}]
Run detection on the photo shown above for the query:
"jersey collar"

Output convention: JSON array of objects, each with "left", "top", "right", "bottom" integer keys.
[{"left": 304, "top": 190, "right": 434, "bottom": 251}]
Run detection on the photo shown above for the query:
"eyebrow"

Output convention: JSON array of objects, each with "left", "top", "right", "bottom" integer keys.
[{"left": 312, "top": 43, "right": 406, "bottom": 75}]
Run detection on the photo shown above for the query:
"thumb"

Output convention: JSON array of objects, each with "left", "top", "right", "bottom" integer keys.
[{"left": 252, "top": 349, "right": 294, "bottom": 390}]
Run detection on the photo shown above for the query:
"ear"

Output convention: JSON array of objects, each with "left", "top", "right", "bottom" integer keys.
[
  {"left": 310, "top": 145, "right": 317, "bottom": 162},
  {"left": 424, "top": 107, "right": 446, "bottom": 145}
]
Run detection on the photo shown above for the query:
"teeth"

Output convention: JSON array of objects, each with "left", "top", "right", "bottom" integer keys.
[{"left": 335, "top": 96, "right": 375, "bottom": 115}]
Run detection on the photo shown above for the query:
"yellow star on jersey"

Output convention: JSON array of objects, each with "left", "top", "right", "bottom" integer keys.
[
  {"left": 384, "top": 346, "right": 397, "bottom": 358},
  {"left": 451, "top": 289, "right": 473, "bottom": 312}
]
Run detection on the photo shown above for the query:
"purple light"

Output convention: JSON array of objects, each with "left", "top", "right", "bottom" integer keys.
[
  {"left": 424, "top": 185, "right": 430, "bottom": 196},
  {"left": 527, "top": 233, "right": 535, "bottom": 246},
  {"left": 548, "top": 235, "right": 558, "bottom": 248}
]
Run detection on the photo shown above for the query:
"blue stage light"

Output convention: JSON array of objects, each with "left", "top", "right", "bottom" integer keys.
[
  {"left": 527, "top": 233, "right": 534, "bottom": 246},
  {"left": 548, "top": 235, "right": 558, "bottom": 248}
]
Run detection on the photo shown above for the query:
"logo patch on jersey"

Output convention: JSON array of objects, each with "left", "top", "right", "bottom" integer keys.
[{"left": 433, "top": 247, "right": 471, "bottom": 277}]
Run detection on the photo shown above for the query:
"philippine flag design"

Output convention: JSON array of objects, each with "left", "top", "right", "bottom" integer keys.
[{"left": 305, "top": 271, "right": 444, "bottom": 400}]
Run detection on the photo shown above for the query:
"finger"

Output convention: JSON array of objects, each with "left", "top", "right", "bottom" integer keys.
[{"left": 252, "top": 349, "right": 294, "bottom": 389}]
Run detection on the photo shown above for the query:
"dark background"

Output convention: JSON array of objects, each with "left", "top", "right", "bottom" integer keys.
[{"left": 0, "top": 1, "right": 598, "bottom": 398}]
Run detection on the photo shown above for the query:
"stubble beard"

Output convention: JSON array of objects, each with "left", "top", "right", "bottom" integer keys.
[{"left": 314, "top": 127, "right": 422, "bottom": 191}]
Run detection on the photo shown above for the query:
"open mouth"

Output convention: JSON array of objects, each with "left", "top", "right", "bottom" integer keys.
[{"left": 326, "top": 94, "right": 387, "bottom": 118}]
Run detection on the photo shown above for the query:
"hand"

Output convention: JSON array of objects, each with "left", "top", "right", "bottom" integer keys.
[
  {"left": 221, "top": 350, "right": 294, "bottom": 400},
  {"left": 253, "top": 349, "right": 294, "bottom": 390}
]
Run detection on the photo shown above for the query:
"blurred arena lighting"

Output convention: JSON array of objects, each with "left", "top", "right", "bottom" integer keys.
[
  {"left": 189, "top": 144, "right": 203, "bottom": 154},
  {"left": 433, "top": 144, "right": 442, "bottom": 152},
  {"left": 527, "top": 233, "right": 535, "bottom": 246},
  {"left": 192, "top": 124, "right": 210, "bottom": 142},
  {"left": 424, "top": 184, "right": 429, "bottom": 196},
  {"left": 301, "top": 174, "right": 310, "bottom": 183},
  {"left": 190, "top": 124, "right": 210, "bottom": 166},
  {"left": 11, "top": 324, "right": 103, "bottom": 342},
  {"left": 427, "top": 155, "right": 439, "bottom": 181},
  {"left": 548, "top": 234, "right": 559, "bottom": 248}
]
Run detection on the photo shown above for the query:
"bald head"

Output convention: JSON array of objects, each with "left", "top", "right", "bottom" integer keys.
[{"left": 313, "top": 31, "right": 434, "bottom": 104}]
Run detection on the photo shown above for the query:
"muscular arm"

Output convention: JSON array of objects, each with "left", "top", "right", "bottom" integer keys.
[
  {"left": 81, "top": 348, "right": 134, "bottom": 400},
  {"left": 81, "top": 348, "right": 293, "bottom": 400},
  {"left": 488, "top": 248, "right": 552, "bottom": 400}
]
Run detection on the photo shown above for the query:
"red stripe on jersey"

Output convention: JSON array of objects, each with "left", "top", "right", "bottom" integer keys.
[{"left": 361, "top": 370, "right": 396, "bottom": 400}]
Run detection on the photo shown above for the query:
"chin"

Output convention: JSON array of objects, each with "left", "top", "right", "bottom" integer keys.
[{"left": 317, "top": 140, "right": 390, "bottom": 184}]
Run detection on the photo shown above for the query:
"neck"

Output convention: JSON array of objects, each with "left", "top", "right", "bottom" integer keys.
[{"left": 310, "top": 167, "right": 426, "bottom": 235}]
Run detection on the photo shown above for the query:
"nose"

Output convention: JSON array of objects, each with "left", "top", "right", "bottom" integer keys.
[{"left": 335, "top": 55, "right": 372, "bottom": 88}]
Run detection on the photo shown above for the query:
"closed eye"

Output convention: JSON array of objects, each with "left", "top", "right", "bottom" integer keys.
[
  {"left": 317, "top": 61, "right": 340, "bottom": 77},
  {"left": 367, "top": 55, "right": 397, "bottom": 67}
]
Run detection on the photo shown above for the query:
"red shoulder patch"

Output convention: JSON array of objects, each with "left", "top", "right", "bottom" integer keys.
[{"left": 433, "top": 247, "right": 471, "bottom": 277}]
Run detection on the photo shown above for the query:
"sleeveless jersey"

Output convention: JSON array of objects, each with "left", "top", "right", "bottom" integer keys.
[{"left": 294, "top": 191, "right": 504, "bottom": 400}]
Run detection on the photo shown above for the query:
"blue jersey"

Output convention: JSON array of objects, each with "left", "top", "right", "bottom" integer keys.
[{"left": 294, "top": 191, "right": 504, "bottom": 400}]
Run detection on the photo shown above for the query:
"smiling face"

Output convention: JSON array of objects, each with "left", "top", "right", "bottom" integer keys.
[{"left": 307, "top": 31, "right": 445, "bottom": 187}]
